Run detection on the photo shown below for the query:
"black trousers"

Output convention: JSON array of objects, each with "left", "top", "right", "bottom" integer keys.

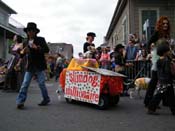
[
  {"left": 148, "top": 84, "right": 175, "bottom": 113},
  {"left": 55, "top": 66, "right": 63, "bottom": 81},
  {"left": 144, "top": 70, "right": 158, "bottom": 106}
]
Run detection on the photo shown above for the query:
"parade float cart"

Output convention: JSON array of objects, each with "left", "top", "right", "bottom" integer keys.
[{"left": 59, "top": 58, "right": 126, "bottom": 109}]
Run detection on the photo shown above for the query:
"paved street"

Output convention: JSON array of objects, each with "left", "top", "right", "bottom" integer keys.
[{"left": 0, "top": 79, "right": 175, "bottom": 131}]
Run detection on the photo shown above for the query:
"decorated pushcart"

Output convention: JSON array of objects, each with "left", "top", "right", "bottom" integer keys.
[{"left": 59, "top": 58, "right": 126, "bottom": 109}]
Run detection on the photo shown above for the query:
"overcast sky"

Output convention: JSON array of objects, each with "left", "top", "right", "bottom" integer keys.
[{"left": 4, "top": 0, "right": 118, "bottom": 57}]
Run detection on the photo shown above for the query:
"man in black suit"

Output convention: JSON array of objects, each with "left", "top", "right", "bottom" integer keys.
[{"left": 16, "top": 22, "right": 50, "bottom": 109}]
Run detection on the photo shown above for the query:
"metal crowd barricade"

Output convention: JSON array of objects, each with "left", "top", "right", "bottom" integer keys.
[{"left": 125, "top": 60, "right": 152, "bottom": 82}]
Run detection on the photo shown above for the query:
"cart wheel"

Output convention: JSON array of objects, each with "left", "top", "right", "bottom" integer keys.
[
  {"left": 65, "top": 98, "right": 74, "bottom": 103},
  {"left": 109, "top": 95, "right": 120, "bottom": 106},
  {"left": 114, "top": 95, "right": 120, "bottom": 105},
  {"left": 97, "top": 95, "right": 109, "bottom": 110}
]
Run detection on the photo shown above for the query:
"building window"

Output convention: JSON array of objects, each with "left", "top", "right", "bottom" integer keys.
[
  {"left": 142, "top": 10, "right": 157, "bottom": 28},
  {"left": 123, "top": 19, "right": 127, "bottom": 45},
  {"left": 139, "top": 8, "right": 159, "bottom": 40},
  {"left": 122, "top": 15, "right": 128, "bottom": 45}
]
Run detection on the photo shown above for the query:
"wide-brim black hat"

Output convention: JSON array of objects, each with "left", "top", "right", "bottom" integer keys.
[
  {"left": 24, "top": 22, "right": 40, "bottom": 33},
  {"left": 87, "top": 32, "right": 96, "bottom": 37}
]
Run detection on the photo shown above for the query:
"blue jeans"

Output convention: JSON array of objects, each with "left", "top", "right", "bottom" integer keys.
[{"left": 16, "top": 71, "right": 50, "bottom": 104}]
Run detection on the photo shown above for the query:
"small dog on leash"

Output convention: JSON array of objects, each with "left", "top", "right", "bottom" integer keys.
[{"left": 130, "top": 77, "right": 151, "bottom": 99}]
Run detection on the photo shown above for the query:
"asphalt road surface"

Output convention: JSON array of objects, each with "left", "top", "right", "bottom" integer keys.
[{"left": 0, "top": 79, "right": 175, "bottom": 131}]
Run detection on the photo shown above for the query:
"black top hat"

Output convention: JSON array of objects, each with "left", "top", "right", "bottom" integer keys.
[
  {"left": 24, "top": 22, "right": 40, "bottom": 33},
  {"left": 87, "top": 32, "right": 96, "bottom": 37},
  {"left": 114, "top": 44, "right": 125, "bottom": 52}
]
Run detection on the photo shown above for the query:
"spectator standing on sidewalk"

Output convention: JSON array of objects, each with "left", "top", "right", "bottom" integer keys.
[
  {"left": 4, "top": 35, "right": 24, "bottom": 91},
  {"left": 144, "top": 16, "right": 171, "bottom": 107},
  {"left": 114, "top": 44, "right": 130, "bottom": 96},
  {"left": 99, "top": 47, "right": 111, "bottom": 69},
  {"left": 125, "top": 34, "right": 139, "bottom": 61},
  {"left": 55, "top": 53, "right": 64, "bottom": 82},
  {"left": 16, "top": 22, "right": 50, "bottom": 109}
]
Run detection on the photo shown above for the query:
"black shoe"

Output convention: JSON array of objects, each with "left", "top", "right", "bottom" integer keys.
[
  {"left": 171, "top": 112, "right": 175, "bottom": 115},
  {"left": 170, "top": 109, "right": 175, "bottom": 115},
  {"left": 17, "top": 103, "right": 24, "bottom": 109},
  {"left": 157, "top": 106, "right": 161, "bottom": 109},
  {"left": 38, "top": 99, "right": 50, "bottom": 106},
  {"left": 145, "top": 104, "right": 148, "bottom": 108},
  {"left": 147, "top": 109, "right": 159, "bottom": 115}
]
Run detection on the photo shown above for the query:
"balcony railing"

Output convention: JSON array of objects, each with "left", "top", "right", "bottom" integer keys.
[
  {"left": 8, "top": 17, "right": 26, "bottom": 37},
  {"left": 9, "top": 17, "right": 24, "bottom": 28}
]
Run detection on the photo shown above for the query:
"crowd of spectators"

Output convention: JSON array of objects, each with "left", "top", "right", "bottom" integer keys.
[{"left": 79, "top": 33, "right": 173, "bottom": 71}]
